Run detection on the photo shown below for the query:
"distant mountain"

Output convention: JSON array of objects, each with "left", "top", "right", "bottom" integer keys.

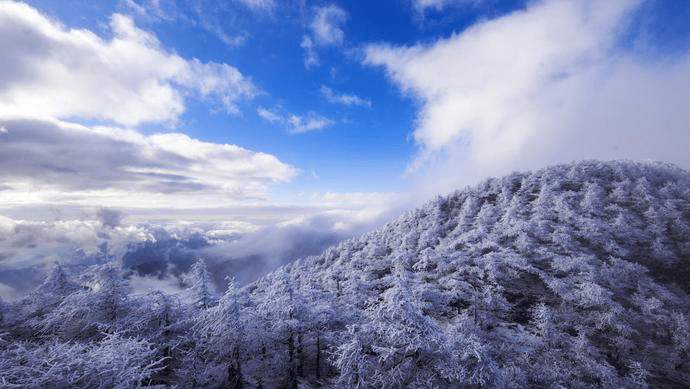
[
  {"left": 249, "top": 160, "right": 690, "bottom": 388},
  {"left": 2, "top": 160, "right": 688, "bottom": 388}
]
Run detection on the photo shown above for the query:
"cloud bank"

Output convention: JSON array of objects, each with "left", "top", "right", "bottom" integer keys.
[
  {"left": 0, "top": 117, "right": 296, "bottom": 208},
  {"left": 365, "top": 0, "right": 690, "bottom": 196},
  {"left": 0, "top": 188, "right": 404, "bottom": 299}
]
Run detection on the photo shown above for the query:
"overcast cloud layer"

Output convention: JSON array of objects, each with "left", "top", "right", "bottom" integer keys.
[{"left": 365, "top": 0, "right": 690, "bottom": 195}]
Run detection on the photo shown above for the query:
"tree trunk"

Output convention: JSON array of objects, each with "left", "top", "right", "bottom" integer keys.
[
  {"left": 288, "top": 332, "right": 297, "bottom": 389},
  {"left": 316, "top": 330, "right": 321, "bottom": 379},
  {"left": 297, "top": 333, "right": 304, "bottom": 378},
  {"left": 228, "top": 345, "right": 243, "bottom": 389}
]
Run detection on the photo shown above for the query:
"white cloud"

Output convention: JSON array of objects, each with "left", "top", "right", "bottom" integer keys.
[
  {"left": 289, "top": 191, "right": 407, "bottom": 232},
  {"left": 124, "top": 0, "right": 173, "bottom": 21},
  {"left": 300, "top": 5, "right": 347, "bottom": 69},
  {"left": 0, "top": 189, "right": 405, "bottom": 297},
  {"left": 300, "top": 36, "right": 320, "bottom": 70},
  {"left": 0, "top": 2, "right": 407, "bottom": 293},
  {"left": 233, "top": 0, "right": 275, "bottom": 12},
  {"left": 0, "top": 117, "right": 297, "bottom": 208},
  {"left": 200, "top": 21, "right": 250, "bottom": 48},
  {"left": 257, "top": 107, "right": 283, "bottom": 123},
  {"left": 0, "top": 2, "right": 258, "bottom": 126},
  {"left": 413, "top": 0, "right": 476, "bottom": 13},
  {"left": 310, "top": 5, "right": 347, "bottom": 46},
  {"left": 288, "top": 113, "right": 335, "bottom": 134},
  {"left": 180, "top": 58, "right": 259, "bottom": 114},
  {"left": 321, "top": 85, "right": 372, "bottom": 107},
  {"left": 413, "top": 0, "right": 451, "bottom": 12},
  {"left": 124, "top": 0, "right": 250, "bottom": 47},
  {"left": 256, "top": 107, "right": 335, "bottom": 134},
  {"left": 365, "top": 0, "right": 690, "bottom": 196}
]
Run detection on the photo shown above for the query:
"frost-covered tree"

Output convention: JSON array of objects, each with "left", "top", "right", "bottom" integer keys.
[
  {"left": 0, "top": 333, "right": 165, "bottom": 388},
  {"left": 128, "top": 290, "right": 189, "bottom": 386},
  {"left": 38, "top": 264, "right": 131, "bottom": 340},
  {"left": 254, "top": 273, "right": 315, "bottom": 388},
  {"left": 186, "top": 279, "right": 258, "bottom": 388},
  {"left": 185, "top": 258, "right": 217, "bottom": 310},
  {"left": 11, "top": 262, "right": 80, "bottom": 338},
  {"left": 334, "top": 266, "right": 478, "bottom": 388}
]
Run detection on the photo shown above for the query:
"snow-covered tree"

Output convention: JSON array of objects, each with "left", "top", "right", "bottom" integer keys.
[
  {"left": 38, "top": 264, "right": 131, "bottom": 340},
  {"left": 334, "top": 267, "right": 475, "bottom": 388},
  {"left": 185, "top": 258, "right": 217, "bottom": 310},
  {"left": 0, "top": 333, "right": 165, "bottom": 388},
  {"left": 187, "top": 278, "right": 257, "bottom": 388}
]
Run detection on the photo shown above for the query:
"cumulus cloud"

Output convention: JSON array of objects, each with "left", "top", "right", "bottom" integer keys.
[
  {"left": 0, "top": 213, "right": 257, "bottom": 269},
  {"left": 365, "top": 0, "right": 690, "bottom": 196},
  {"left": 0, "top": 214, "right": 125, "bottom": 270},
  {"left": 0, "top": 2, "right": 408, "bottom": 300},
  {"left": 0, "top": 117, "right": 297, "bottom": 208},
  {"left": 0, "top": 2, "right": 258, "bottom": 126},
  {"left": 321, "top": 85, "right": 372, "bottom": 107},
  {"left": 0, "top": 213, "right": 241, "bottom": 298}
]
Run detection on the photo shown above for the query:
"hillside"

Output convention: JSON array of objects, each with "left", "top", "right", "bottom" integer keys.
[
  {"left": 1, "top": 160, "right": 689, "bottom": 388},
  {"left": 250, "top": 160, "right": 690, "bottom": 388}
]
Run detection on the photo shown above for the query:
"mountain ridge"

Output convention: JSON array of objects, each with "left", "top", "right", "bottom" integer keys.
[{"left": 249, "top": 159, "right": 690, "bottom": 387}]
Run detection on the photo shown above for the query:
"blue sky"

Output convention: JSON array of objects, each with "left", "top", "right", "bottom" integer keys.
[{"left": 1, "top": 0, "right": 690, "bottom": 293}]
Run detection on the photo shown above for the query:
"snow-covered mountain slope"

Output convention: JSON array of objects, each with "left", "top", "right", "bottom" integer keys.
[
  {"left": 2, "top": 160, "right": 688, "bottom": 388},
  {"left": 250, "top": 160, "right": 690, "bottom": 388}
]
